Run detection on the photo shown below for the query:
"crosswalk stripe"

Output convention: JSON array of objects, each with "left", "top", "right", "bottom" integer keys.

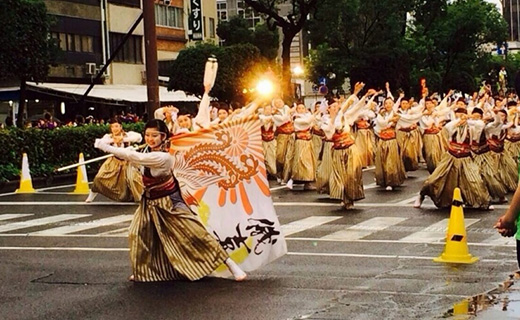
[
  {"left": 399, "top": 218, "right": 480, "bottom": 243},
  {"left": 321, "top": 217, "right": 407, "bottom": 240},
  {"left": 30, "top": 215, "right": 133, "bottom": 235},
  {"left": 481, "top": 234, "right": 517, "bottom": 246},
  {"left": 0, "top": 214, "right": 33, "bottom": 221},
  {"left": 282, "top": 216, "right": 343, "bottom": 236},
  {"left": 0, "top": 214, "right": 91, "bottom": 233}
]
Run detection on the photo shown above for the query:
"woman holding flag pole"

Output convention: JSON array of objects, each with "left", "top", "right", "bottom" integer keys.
[{"left": 93, "top": 57, "right": 286, "bottom": 282}]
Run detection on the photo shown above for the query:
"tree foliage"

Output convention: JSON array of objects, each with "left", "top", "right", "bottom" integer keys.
[
  {"left": 0, "top": 0, "right": 58, "bottom": 127},
  {"left": 217, "top": 16, "right": 279, "bottom": 60},
  {"left": 167, "top": 43, "right": 271, "bottom": 103},
  {"left": 406, "top": 0, "right": 508, "bottom": 94},
  {"left": 306, "top": 0, "right": 508, "bottom": 96},
  {"left": 307, "top": 0, "right": 413, "bottom": 93}
]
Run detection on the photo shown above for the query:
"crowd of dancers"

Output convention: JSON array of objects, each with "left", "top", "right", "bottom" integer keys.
[{"left": 254, "top": 82, "right": 520, "bottom": 211}]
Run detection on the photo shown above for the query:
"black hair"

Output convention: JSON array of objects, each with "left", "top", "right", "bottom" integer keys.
[
  {"left": 145, "top": 119, "right": 170, "bottom": 138},
  {"left": 108, "top": 117, "right": 122, "bottom": 125}
]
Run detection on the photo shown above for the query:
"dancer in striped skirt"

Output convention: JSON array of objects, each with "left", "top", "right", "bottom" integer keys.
[
  {"left": 415, "top": 108, "right": 491, "bottom": 209},
  {"left": 86, "top": 117, "right": 143, "bottom": 203},
  {"left": 95, "top": 119, "right": 247, "bottom": 282}
]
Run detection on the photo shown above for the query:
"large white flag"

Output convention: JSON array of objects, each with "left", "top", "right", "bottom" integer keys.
[{"left": 169, "top": 115, "right": 287, "bottom": 276}]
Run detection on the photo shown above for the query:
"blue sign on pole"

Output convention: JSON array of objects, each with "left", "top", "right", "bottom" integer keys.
[{"left": 318, "top": 77, "right": 327, "bottom": 85}]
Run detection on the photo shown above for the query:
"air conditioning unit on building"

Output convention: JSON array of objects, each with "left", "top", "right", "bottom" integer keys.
[{"left": 85, "top": 63, "right": 97, "bottom": 75}]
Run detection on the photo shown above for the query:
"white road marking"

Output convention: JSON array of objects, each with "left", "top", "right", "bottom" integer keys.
[
  {"left": 363, "top": 183, "right": 377, "bottom": 190},
  {"left": 0, "top": 246, "right": 515, "bottom": 264},
  {"left": 30, "top": 215, "right": 133, "bottom": 235},
  {"left": 0, "top": 201, "right": 510, "bottom": 210},
  {"left": 399, "top": 218, "right": 480, "bottom": 243},
  {"left": 282, "top": 216, "right": 343, "bottom": 236},
  {"left": 482, "top": 234, "right": 518, "bottom": 246},
  {"left": 321, "top": 217, "right": 407, "bottom": 240},
  {"left": 97, "top": 227, "right": 129, "bottom": 236},
  {"left": 285, "top": 237, "right": 515, "bottom": 247},
  {"left": 362, "top": 166, "right": 375, "bottom": 172},
  {"left": 395, "top": 195, "right": 420, "bottom": 205},
  {"left": 0, "top": 214, "right": 91, "bottom": 233},
  {"left": 286, "top": 252, "right": 516, "bottom": 264},
  {"left": 269, "top": 185, "right": 288, "bottom": 191},
  {"left": 0, "top": 214, "right": 33, "bottom": 221}
]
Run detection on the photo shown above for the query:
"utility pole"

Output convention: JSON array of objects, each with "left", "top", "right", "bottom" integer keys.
[{"left": 142, "top": 0, "right": 160, "bottom": 117}]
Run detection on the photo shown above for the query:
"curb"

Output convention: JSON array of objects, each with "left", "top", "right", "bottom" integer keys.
[{"left": 0, "top": 170, "right": 98, "bottom": 193}]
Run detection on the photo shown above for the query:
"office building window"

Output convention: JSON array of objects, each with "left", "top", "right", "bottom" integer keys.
[
  {"left": 110, "top": 33, "right": 143, "bottom": 64},
  {"left": 209, "top": 18, "right": 216, "bottom": 38},
  {"left": 51, "top": 32, "right": 94, "bottom": 53},
  {"left": 155, "top": 4, "right": 184, "bottom": 28},
  {"left": 217, "top": 0, "right": 227, "bottom": 21}
]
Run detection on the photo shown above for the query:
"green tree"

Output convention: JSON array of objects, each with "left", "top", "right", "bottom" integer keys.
[
  {"left": 0, "top": 0, "right": 58, "bottom": 127},
  {"left": 242, "top": 0, "right": 320, "bottom": 98},
  {"left": 217, "top": 16, "right": 279, "bottom": 60},
  {"left": 407, "top": 0, "right": 508, "bottom": 94},
  {"left": 167, "top": 43, "right": 271, "bottom": 103},
  {"left": 307, "top": 0, "right": 413, "bottom": 93}
]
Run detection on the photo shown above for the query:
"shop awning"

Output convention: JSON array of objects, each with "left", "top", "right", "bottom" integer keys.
[{"left": 24, "top": 82, "right": 201, "bottom": 103}]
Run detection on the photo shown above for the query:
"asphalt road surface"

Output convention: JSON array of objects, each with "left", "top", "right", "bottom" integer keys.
[{"left": 0, "top": 166, "right": 517, "bottom": 320}]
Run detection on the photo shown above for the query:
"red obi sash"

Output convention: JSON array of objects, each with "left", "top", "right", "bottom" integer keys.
[
  {"left": 332, "top": 131, "right": 355, "bottom": 149},
  {"left": 296, "top": 129, "right": 312, "bottom": 140},
  {"left": 488, "top": 137, "right": 504, "bottom": 153},
  {"left": 470, "top": 141, "right": 490, "bottom": 155},
  {"left": 312, "top": 127, "right": 325, "bottom": 137},
  {"left": 356, "top": 119, "right": 370, "bottom": 129},
  {"left": 399, "top": 125, "right": 417, "bottom": 132},
  {"left": 276, "top": 121, "right": 294, "bottom": 134},
  {"left": 142, "top": 171, "right": 177, "bottom": 200},
  {"left": 379, "top": 128, "right": 396, "bottom": 140},
  {"left": 424, "top": 127, "right": 440, "bottom": 134},
  {"left": 506, "top": 134, "right": 520, "bottom": 142},
  {"left": 261, "top": 126, "right": 275, "bottom": 142},
  {"left": 448, "top": 141, "right": 471, "bottom": 158}
]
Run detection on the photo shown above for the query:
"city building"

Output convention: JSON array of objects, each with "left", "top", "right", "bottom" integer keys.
[{"left": 0, "top": 0, "right": 218, "bottom": 125}]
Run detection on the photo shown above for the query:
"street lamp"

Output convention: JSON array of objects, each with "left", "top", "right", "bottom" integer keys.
[
  {"left": 292, "top": 65, "right": 304, "bottom": 77},
  {"left": 256, "top": 79, "right": 274, "bottom": 97}
]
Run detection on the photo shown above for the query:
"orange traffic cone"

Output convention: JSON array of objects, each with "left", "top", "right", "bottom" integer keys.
[
  {"left": 72, "top": 153, "right": 90, "bottom": 194},
  {"left": 434, "top": 187, "right": 478, "bottom": 264},
  {"left": 15, "top": 153, "right": 35, "bottom": 193}
]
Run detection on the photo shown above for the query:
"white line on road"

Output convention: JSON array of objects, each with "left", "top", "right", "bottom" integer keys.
[
  {"left": 286, "top": 252, "right": 516, "bottom": 264},
  {"left": 0, "top": 214, "right": 91, "bottom": 233},
  {"left": 285, "top": 237, "right": 515, "bottom": 247},
  {"left": 399, "top": 218, "right": 480, "bottom": 243},
  {"left": 0, "top": 214, "right": 33, "bottom": 221},
  {"left": 0, "top": 201, "right": 511, "bottom": 211},
  {"left": 0, "top": 246, "right": 515, "bottom": 264},
  {"left": 30, "top": 215, "right": 133, "bottom": 236},
  {"left": 321, "top": 217, "right": 407, "bottom": 240},
  {"left": 269, "top": 185, "right": 288, "bottom": 191},
  {"left": 282, "top": 216, "right": 343, "bottom": 236},
  {"left": 481, "top": 233, "right": 518, "bottom": 246}
]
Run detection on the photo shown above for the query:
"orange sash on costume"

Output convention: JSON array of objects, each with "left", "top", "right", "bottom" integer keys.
[
  {"left": 312, "top": 127, "right": 325, "bottom": 137},
  {"left": 261, "top": 126, "right": 275, "bottom": 142},
  {"left": 378, "top": 128, "right": 396, "bottom": 140},
  {"left": 424, "top": 127, "right": 440, "bottom": 135},
  {"left": 275, "top": 121, "right": 294, "bottom": 134},
  {"left": 355, "top": 119, "right": 370, "bottom": 129},
  {"left": 332, "top": 131, "right": 355, "bottom": 149},
  {"left": 296, "top": 129, "right": 312, "bottom": 140},
  {"left": 488, "top": 137, "right": 505, "bottom": 153}
]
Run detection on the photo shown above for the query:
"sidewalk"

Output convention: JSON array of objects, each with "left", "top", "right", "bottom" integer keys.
[{"left": 444, "top": 272, "right": 520, "bottom": 319}]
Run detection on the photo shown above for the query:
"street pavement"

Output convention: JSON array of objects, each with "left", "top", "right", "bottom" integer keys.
[{"left": 0, "top": 166, "right": 519, "bottom": 319}]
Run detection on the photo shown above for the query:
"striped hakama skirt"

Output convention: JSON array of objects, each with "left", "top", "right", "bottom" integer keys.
[
  {"left": 262, "top": 139, "right": 277, "bottom": 177},
  {"left": 92, "top": 157, "right": 143, "bottom": 202},
  {"left": 329, "top": 144, "right": 365, "bottom": 206},
  {"left": 420, "top": 154, "right": 490, "bottom": 209},
  {"left": 355, "top": 128, "right": 375, "bottom": 167},
  {"left": 473, "top": 152, "right": 507, "bottom": 199},
  {"left": 422, "top": 131, "right": 447, "bottom": 174},
  {"left": 397, "top": 129, "right": 421, "bottom": 171},
  {"left": 276, "top": 133, "right": 295, "bottom": 183},
  {"left": 375, "top": 138, "right": 406, "bottom": 188},
  {"left": 316, "top": 141, "right": 333, "bottom": 194},
  {"left": 291, "top": 139, "right": 316, "bottom": 182},
  {"left": 129, "top": 194, "right": 229, "bottom": 282}
]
